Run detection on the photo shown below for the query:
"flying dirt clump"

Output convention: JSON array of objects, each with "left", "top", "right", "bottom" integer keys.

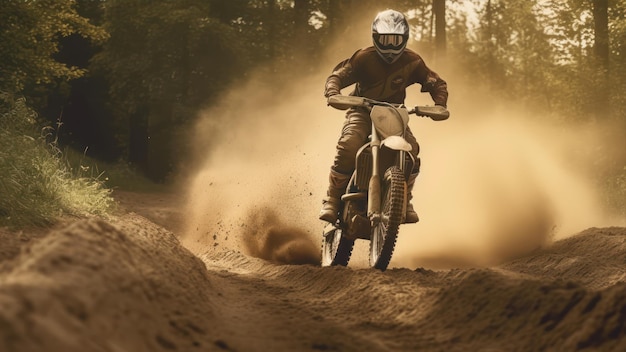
[{"left": 242, "top": 207, "right": 320, "bottom": 265}]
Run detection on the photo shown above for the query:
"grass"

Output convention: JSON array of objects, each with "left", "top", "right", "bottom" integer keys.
[
  {"left": 0, "top": 94, "right": 113, "bottom": 227},
  {"left": 61, "top": 147, "right": 173, "bottom": 193}
]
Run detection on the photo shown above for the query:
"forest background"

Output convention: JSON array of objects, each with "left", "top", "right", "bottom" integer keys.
[{"left": 0, "top": 0, "right": 624, "bottom": 226}]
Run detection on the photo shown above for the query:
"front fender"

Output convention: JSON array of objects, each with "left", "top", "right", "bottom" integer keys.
[{"left": 381, "top": 135, "right": 412, "bottom": 152}]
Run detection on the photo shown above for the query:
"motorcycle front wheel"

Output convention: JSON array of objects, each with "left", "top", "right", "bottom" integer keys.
[
  {"left": 321, "top": 227, "right": 354, "bottom": 267},
  {"left": 369, "top": 166, "right": 405, "bottom": 271}
]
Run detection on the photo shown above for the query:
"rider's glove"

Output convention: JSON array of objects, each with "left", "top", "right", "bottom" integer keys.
[{"left": 325, "top": 89, "right": 340, "bottom": 98}]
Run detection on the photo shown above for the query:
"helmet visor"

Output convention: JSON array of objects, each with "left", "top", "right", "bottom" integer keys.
[{"left": 374, "top": 34, "right": 406, "bottom": 49}]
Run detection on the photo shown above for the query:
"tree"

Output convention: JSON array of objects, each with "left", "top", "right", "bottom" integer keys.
[
  {"left": 593, "top": 0, "right": 610, "bottom": 71},
  {"left": 0, "top": 0, "right": 107, "bottom": 95},
  {"left": 433, "top": 0, "right": 447, "bottom": 59},
  {"left": 294, "top": 0, "right": 311, "bottom": 51},
  {"left": 592, "top": 0, "right": 610, "bottom": 112},
  {"left": 468, "top": 0, "right": 555, "bottom": 106},
  {"left": 93, "top": 0, "right": 247, "bottom": 180}
]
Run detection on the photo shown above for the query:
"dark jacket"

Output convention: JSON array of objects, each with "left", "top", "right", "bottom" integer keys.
[{"left": 324, "top": 47, "right": 448, "bottom": 107}]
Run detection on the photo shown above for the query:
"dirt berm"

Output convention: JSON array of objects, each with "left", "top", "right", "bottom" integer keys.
[{"left": 0, "top": 212, "right": 624, "bottom": 351}]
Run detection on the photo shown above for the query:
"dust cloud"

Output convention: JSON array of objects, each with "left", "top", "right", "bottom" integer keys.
[
  {"left": 180, "top": 73, "right": 338, "bottom": 263},
  {"left": 180, "top": 66, "right": 622, "bottom": 269},
  {"left": 180, "top": 16, "right": 623, "bottom": 269},
  {"left": 394, "top": 101, "right": 622, "bottom": 269}
]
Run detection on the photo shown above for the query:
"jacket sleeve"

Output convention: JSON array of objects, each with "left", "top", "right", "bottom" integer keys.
[
  {"left": 324, "top": 51, "right": 360, "bottom": 98},
  {"left": 414, "top": 61, "right": 448, "bottom": 107}
]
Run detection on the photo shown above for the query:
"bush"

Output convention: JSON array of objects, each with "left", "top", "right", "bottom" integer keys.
[{"left": 0, "top": 94, "right": 113, "bottom": 227}]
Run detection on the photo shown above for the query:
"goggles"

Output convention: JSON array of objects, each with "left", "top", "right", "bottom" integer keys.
[{"left": 374, "top": 34, "right": 406, "bottom": 49}]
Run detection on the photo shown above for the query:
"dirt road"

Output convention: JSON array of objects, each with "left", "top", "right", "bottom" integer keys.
[{"left": 0, "top": 191, "right": 624, "bottom": 351}]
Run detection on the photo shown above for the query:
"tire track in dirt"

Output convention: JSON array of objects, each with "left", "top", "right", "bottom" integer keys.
[
  {"left": 1, "top": 214, "right": 624, "bottom": 351},
  {"left": 197, "top": 225, "right": 626, "bottom": 351}
]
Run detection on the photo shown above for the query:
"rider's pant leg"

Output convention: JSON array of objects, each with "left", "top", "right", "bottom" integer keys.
[
  {"left": 333, "top": 109, "right": 422, "bottom": 174},
  {"left": 333, "top": 109, "right": 371, "bottom": 174},
  {"left": 405, "top": 126, "right": 420, "bottom": 172}
]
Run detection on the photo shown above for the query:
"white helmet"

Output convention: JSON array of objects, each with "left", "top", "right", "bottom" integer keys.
[{"left": 372, "top": 9, "right": 409, "bottom": 64}]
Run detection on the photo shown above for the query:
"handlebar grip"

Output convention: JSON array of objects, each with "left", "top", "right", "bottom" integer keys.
[
  {"left": 415, "top": 106, "right": 450, "bottom": 121},
  {"left": 327, "top": 95, "right": 370, "bottom": 110}
]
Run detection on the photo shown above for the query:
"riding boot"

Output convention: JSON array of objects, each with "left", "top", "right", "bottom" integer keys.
[
  {"left": 405, "top": 171, "right": 419, "bottom": 223},
  {"left": 319, "top": 169, "right": 351, "bottom": 223}
]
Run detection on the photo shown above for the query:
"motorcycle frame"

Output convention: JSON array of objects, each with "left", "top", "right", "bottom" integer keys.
[
  {"left": 322, "top": 94, "right": 448, "bottom": 268},
  {"left": 341, "top": 105, "right": 416, "bottom": 237}
]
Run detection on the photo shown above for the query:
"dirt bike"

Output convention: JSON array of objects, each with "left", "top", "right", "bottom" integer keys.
[{"left": 321, "top": 95, "right": 449, "bottom": 271}]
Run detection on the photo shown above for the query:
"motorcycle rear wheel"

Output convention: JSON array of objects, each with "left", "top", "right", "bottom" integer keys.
[
  {"left": 369, "top": 166, "right": 405, "bottom": 271},
  {"left": 321, "top": 227, "right": 354, "bottom": 267}
]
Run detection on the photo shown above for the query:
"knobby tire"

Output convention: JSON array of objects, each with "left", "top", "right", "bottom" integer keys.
[
  {"left": 321, "top": 228, "right": 354, "bottom": 267},
  {"left": 370, "top": 166, "right": 405, "bottom": 271}
]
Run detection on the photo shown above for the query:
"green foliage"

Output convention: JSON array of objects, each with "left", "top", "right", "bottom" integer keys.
[
  {"left": 2, "top": 0, "right": 622, "bottom": 215},
  {"left": 90, "top": 0, "right": 249, "bottom": 179},
  {"left": 61, "top": 146, "right": 167, "bottom": 192},
  {"left": 459, "top": 0, "right": 626, "bottom": 120},
  {"left": 457, "top": 0, "right": 626, "bottom": 217},
  {"left": 458, "top": 1, "right": 556, "bottom": 106},
  {"left": 94, "top": 0, "right": 247, "bottom": 114},
  {"left": 0, "top": 0, "right": 108, "bottom": 94},
  {"left": 0, "top": 94, "right": 113, "bottom": 227}
]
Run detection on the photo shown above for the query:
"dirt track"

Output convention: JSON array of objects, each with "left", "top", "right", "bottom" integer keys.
[{"left": 0, "top": 191, "right": 624, "bottom": 351}]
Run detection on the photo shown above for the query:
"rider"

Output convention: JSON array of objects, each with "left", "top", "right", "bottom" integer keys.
[{"left": 319, "top": 9, "right": 449, "bottom": 224}]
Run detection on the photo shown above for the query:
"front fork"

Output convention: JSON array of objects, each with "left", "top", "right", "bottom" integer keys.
[
  {"left": 367, "top": 120, "right": 409, "bottom": 226},
  {"left": 367, "top": 120, "right": 381, "bottom": 224}
]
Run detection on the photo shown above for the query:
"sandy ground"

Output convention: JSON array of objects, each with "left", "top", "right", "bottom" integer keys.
[{"left": 0, "top": 190, "right": 624, "bottom": 352}]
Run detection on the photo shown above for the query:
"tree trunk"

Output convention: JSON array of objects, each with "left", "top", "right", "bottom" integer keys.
[
  {"left": 484, "top": 0, "right": 496, "bottom": 90},
  {"left": 327, "top": 0, "right": 353, "bottom": 36},
  {"left": 433, "top": 0, "right": 446, "bottom": 60},
  {"left": 592, "top": 0, "right": 609, "bottom": 114},
  {"left": 592, "top": 0, "right": 609, "bottom": 72},
  {"left": 294, "top": 0, "right": 310, "bottom": 59},
  {"left": 268, "top": 0, "right": 276, "bottom": 61},
  {"left": 128, "top": 106, "right": 149, "bottom": 169}
]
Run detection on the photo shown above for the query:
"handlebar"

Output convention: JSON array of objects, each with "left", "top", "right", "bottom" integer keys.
[
  {"left": 327, "top": 95, "right": 449, "bottom": 121},
  {"left": 411, "top": 105, "right": 450, "bottom": 121}
]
